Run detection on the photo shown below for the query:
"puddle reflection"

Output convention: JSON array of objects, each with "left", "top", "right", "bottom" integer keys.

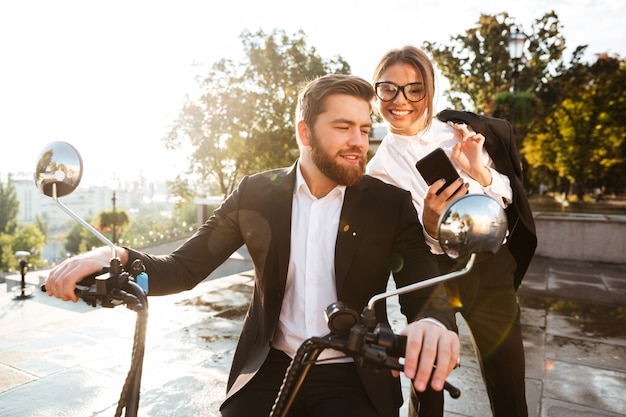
[{"left": 519, "top": 294, "right": 626, "bottom": 339}]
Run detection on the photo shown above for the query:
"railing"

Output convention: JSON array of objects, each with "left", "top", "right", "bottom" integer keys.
[{"left": 533, "top": 212, "right": 626, "bottom": 263}]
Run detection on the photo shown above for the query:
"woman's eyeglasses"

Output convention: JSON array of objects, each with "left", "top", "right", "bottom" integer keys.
[{"left": 374, "top": 82, "right": 426, "bottom": 103}]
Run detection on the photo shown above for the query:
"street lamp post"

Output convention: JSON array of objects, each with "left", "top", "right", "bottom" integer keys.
[
  {"left": 14, "top": 250, "right": 34, "bottom": 300},
  {"left": 110, "top": 178, "right": 120, "bottom": 245},
  {"left": 508, "top": 27, "right": 527, "bottom": 93}
]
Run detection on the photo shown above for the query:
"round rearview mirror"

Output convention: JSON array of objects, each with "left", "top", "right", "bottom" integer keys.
[
  {"left": 437, "top": 194, "right": 508, "bottom": 259},
  {"left": 34, "top": 141, "right": 83, "bottom": 198}
]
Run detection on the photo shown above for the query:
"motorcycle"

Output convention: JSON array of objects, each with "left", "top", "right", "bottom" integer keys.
[
  {"left": 34, "top": 141, "right": 508, "bottom": 416},
  {"left": 269, "top": 188, "right": 508, "bottom": 416}
]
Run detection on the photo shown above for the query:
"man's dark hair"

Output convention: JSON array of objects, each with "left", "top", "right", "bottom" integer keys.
[{"left": 296, "top": 74, "right": 374, "bottom": 129}]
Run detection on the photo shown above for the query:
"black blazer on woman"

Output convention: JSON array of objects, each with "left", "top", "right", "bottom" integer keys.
[
  {"left": 437, "top": 109, "right": 537, "bottom": 289},
  {"left": 126, "top": 162, "right": 455, "bottom": 416}
]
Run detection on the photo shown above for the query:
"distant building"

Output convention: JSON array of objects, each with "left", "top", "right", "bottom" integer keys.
[
  {"left": 10, "top": 175, "right": 171, "bottom": 264},
  {"left": 14, "top": 179, "right": 125, "bottom": 231},
  {"left": 369, "top": 124, "right": 387, "bottom": 154}
]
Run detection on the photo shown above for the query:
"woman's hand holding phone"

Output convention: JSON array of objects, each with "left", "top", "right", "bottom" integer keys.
[{"left": 416, "top": 148, "right": 469, "bottom": 238}]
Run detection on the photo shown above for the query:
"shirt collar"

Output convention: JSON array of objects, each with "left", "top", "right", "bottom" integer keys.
[
  {"left": 295, "top": 161, "right": 346, "bottom": 200},
  {"left": 385, "top": 119, "right": 453, "bottom": 153}
]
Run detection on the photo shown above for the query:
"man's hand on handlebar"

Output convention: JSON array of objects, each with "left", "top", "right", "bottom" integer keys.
[
  {"left": 397, "top": 320, "right": 460, "bottom": 392},
  {"left": 45, "top": 246, "right": 128, "bottom": 303}
]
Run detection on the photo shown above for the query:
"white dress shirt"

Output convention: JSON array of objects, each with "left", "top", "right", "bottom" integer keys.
[
  {"left": 367, "top": 118, "right": 512, "bottom": 254},
  {"left": 272, "top": 163, "right": 350, "bottom": 362}
]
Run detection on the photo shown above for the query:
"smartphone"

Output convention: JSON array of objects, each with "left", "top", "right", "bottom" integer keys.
[{"left": 415, "top": 148, "right": 461, "bottom": 195}]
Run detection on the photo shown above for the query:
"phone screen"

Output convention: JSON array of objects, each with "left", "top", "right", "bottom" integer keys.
[{"left": 415, "top": 148, "right": 461, "bottom": 195}]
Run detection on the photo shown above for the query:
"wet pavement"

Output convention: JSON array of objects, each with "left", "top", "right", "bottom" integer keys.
[{"left": 1, "top": 255, "right": 625, "bottom": 417}]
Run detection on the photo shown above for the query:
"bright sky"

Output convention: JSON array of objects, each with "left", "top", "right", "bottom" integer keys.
[{"left": 2, "top": 0, "right": 625, "bottom": 186}]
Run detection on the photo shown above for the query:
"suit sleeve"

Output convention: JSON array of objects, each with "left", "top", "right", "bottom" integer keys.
[
  {"left": 124, "top": 177, "right": 249, "bottom": 295},
  {"left": 390, "top": 190, "right": 458, "bottom": 332}
]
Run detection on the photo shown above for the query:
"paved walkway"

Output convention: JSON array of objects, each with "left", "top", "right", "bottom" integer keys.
[{"left": 1, "top": 256, "right": 625, "bottom": 416}]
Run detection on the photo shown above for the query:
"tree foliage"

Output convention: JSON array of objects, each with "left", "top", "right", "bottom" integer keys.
[
  {"left": 64, "top": 220, "right": 102, "bottom": 256},
  {"left": 163, "top": 29, "right": 350, "bottom": 198},
  {"left": 0, "top": 176, "right": 51, "bottom": 271},
  {"left": 424, "top": 10, "right": 626, "bottom": 197},
  {"left": 34, "top": 215, "right": 49, "bottom": 243},
  {"left": 490, "top": 91, "right": 542, "bottom": 147},
  {"left": 13, "top": 224, "right": 46, "bottom": 269},
  {"left": 123, "top": 201, "right": 195, "bottom": 248},
  {"left": 0, "top": 221, "right": 46, "bottom": 273},
  {"left": 0, "top": 175, "right": 19, "bottom": 236},
  {"left": 523, "top": 54, "right": 626, "bottom": 197},
  {"left": 424, "top": 11, "right": 566, "bottom": 113},
  {"left": 98, "top": 208, "right": 130, "bottom": 244},
  {"left": 0, "top": 176, "right": 20, "bottom": 272},
  {"left": 0, "top": 233, "right": 14, "bottom": 273}
]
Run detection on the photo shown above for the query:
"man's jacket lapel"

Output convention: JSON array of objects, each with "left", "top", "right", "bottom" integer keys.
[
  {"left": 270, "top": 164, "right": 297, "bottom": 291},
  {"left": 334, "top": 180, "right": 367, "bottom": 295}
]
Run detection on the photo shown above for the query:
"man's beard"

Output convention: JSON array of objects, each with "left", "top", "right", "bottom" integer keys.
[{"left": 309, "top": 131, "right": 365, "bottom": 187}]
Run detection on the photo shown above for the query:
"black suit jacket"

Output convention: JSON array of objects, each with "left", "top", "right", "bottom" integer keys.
[
  {"left": 437, "top": 109, "right": 537, "bottom": 288},
  {"left": 127, "top": 163, "right": 455, "bottom": 416}
]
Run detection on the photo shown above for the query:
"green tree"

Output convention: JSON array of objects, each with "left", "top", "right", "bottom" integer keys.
[
  {"left": 424, "top": 11, "right": 566, "bottom": 112},
  {"left": 98, "top": 208, "right": 130, "bottom": 244},
  {"left": 63, "top": 207, "right": 131, "bottom": 255},
  {"left": 490, "top": 91, "right": 543, "bottom": 147},
  {"left": 13, "top": 224, "right": 46, "bottom": 269},
  {"left": 64, "top": 219, "right": 102, "bottom": 255},
  {"left": 168, "top": 175, "right": 196, "bottom": 207},
  {"left": 0, "top": 233, "right": 14, "bottom": 273},
  {"left": 118, "top": 197, "right": 196, "bottom": 249},
  {"left": 523, "top": 54, "right": 626, "bottom": 198},
  {"left": 163, "top": 29, "right": 350, "bottom": 198},
  {"left": 34, "top": 215, "right": 49, "bottom": 243},
  {"left": 0, "top": 175, "right": 20, "bottom": 271},
  {"left": 172, "top": 198, "right": 198, "bottom": 234},
  {"left": 423, "top": 11, "right": 589, "bottom": 194},
  {"left": 64, "top": 222, "right": 83, "bottom": 255},
  {"left": 0, "top": 174, "right": 19, "bottom": 236}
]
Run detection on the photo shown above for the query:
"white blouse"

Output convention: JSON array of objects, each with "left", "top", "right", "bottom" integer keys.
[{"left": 367, "top": 118, "right": 512, "bottom": 254}]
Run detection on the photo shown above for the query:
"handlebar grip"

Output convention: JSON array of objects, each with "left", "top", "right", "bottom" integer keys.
[
  {"left": 388, "top": 334, "right": 461, "bottom": 399},
  {"left": 40, "top": 270, "right": 103, "bottom": 295},
  {"left": 444, "top": 381, "right": 461, "bottom": 398},
  {"left": 40, "top": 283, "right": 89, "bottom": 295},
  {"left": 387, "top": 334, "right": 407, "bottom": 358}
]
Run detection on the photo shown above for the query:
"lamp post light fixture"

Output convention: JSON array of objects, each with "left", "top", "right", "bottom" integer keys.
[{"left": 507, "top": 27, "right": 527, "bottom": 93}]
